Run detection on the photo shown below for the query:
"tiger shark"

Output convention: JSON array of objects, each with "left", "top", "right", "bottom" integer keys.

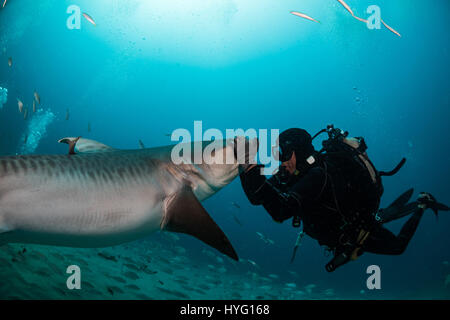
[{"left": 0, "top": 136, "right": 258, "bottom": 260}]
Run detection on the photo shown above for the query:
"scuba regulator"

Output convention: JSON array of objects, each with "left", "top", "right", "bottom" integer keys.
[
  {"left": 276, "top": 165, "right": 291, "bottom": 186},
  {"left": 314, "top": 124, "right": 368, "bottom": 155}
]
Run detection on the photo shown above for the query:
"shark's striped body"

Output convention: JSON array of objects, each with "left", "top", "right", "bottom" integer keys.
[{"left": 0, "top": 138, "right": 255, "bottom": 260}]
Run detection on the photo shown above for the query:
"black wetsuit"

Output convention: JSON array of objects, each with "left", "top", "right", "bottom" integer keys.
[{"left": 240, "top": 161, "right": 425, "bottom": 257}]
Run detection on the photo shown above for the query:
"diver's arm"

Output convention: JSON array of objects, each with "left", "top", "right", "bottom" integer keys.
[
  {"left": 263, "top": 167, "right": 327, "bottom": 223},
  {"left": 239, "top": 165, "right": 296, "bottom": 222},
  {"left": 239, "top": 164, "right": 275, "bottom": 205}
]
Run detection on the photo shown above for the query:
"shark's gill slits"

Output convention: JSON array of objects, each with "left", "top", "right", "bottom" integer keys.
[
  {"left": 10, "top": 160, "right": 18, "bottom": 174},
  {"left": 105, "top": 169, "right": 114, "bottom": 185},
  {"left": 0, "top": 160, "right": 7, "bottom": 175},
  {"left": 88, "top": 171, "right": 97, "bottom": 185},
  {"left": 18, "top": 159, "right": 27, "bottom": 173},
  {"left": 29, "top": 158, "right": 37, "bottom": 173}
]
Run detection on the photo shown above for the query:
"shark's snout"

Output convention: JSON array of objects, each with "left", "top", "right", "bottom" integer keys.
[{"left": 233, "top": 136, "right": 259, "bottom": 165}]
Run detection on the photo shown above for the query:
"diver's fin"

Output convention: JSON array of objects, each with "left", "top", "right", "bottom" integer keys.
[
  {"left": 418, "top": 192, "right": 449, "bottom": 220},
  {"left": 161, "top": 186, "right": 238, "bottom": 261},
  {"left": 434, "top": 203, "right": 450, "bottom": 211},
  {"left": 58, "top": 137, "right": 115, "bottom": 154},
  {"left": 378, "top": 202, "right": 419, "bottom": 224},
  {"left": 387, "top": 188, "right": 414, "bottom": 210},
  {"left": 429, "top": 202, "right": 449, "bottom": 220},
  {"left": 378, "top": 189, "right": 415, "bottom": 224}
]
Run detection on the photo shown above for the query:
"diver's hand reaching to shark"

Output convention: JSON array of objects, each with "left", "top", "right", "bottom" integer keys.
[{"left": 233, "top": 136, "right": 259, "bottom": 174}]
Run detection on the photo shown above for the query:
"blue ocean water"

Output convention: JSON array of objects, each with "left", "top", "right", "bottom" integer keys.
[{"left": 0, "top": 0, "right": 449, "bottom": 299}]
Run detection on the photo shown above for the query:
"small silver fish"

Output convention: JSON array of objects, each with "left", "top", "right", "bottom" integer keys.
[
  {"left": 336, "top": 0, "right": 367, "bottom": 23},
  {"left": 17, "top": 99, "right": 23, "bottom": 113},
  {"left": 32, "top": 100, "right": 36, "bottom": 113},
  {"left": 124, "top": 263, "right": 140, "bottom": 271},
  {"left": 109, "top": 275, "right": 126, "bottom": 283},
  {"left": 381, "top": 19, "right": 401, "bottom": 37},
  {"left": 232, "top": 213, "right": 242, "bottom": 226},
  {"left": 123, "top": 271, "right": 139, "bottom": 280},
  {"left": 290, "top": 11, "right": 320, "bottom": 23},
  {"left": 34, "top": 91, "right": 40, "bottom": 104},
  {"left": 82, "top": 12, "right": 97, "bottom": 26},
  {"left": 108, "top": 286, "right": 125, "bottom": 295},
  {"left": 288, "top": 270, "right": 299, "bottom": 277},
  {"left": 125, "top": 284, "right": 140, "bottom": 291},
  {"left": 353, "top": 15, "right": 367, "bottom": 23},
  {"left": 247, "top": 259, "right": 259, "bottom": 268},
  {"left": 256, "top": 231, "right": 274, "bottom": 245},
  {"left": 23, "top": 108, "right": 28, "bottom": 120},
  {"left": 97, "top": 252, "right": 117, "bottom": 262},
  {"left": 65, "top": 108, "right": 70, "bottom": 120},
  {"left": 7, "top": 57, "right": 12, "bottom": 67},
  {"left": 337, "top": 0, "right": 354, "bottom": 16}
]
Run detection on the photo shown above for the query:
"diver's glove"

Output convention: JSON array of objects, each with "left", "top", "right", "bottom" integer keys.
[{"left": 417, "top": 192, "right": 450, "bottom": 217}]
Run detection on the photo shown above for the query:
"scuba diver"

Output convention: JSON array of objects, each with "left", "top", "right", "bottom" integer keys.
[{"left": 237, "top": 125, "right": 449, "bottom": 272}]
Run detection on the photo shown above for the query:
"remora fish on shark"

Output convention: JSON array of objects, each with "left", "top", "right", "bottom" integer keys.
[{"left": 0, "top": 136, "right": 258, "bottom": 260}]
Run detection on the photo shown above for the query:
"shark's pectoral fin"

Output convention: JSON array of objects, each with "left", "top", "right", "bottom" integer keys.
[
  {"left": 161, "top": 186, "right": 238, "bottom": 261},
  {"left": 58, "top": 137, "right": 115, "bottom": 154}
]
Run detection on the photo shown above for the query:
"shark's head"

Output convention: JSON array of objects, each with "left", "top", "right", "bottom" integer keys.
[
  {"left": 162, "top": 137, "right": 259, "bottom": 262},
  {"left": 185, "top": 137, "right": 259, "bottom": 200}
]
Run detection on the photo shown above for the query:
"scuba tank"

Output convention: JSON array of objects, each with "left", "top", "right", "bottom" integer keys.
[
  {"left": 313, "top": 124, "right": 406, "bottom": 218},
  {"left": 311, "top": 125, "right": 407, "bottom": 272},
  {"left": 313, "top": 124, "right": 406, "bottom": 180}
]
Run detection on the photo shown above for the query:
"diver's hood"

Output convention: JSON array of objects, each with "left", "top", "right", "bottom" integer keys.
[{"left": 279, "top": 128, "right": 315, "bottom": 166}]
